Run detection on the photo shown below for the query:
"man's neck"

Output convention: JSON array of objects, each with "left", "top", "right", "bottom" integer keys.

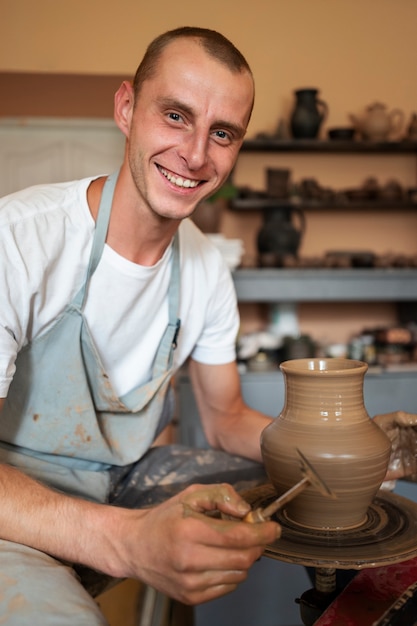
[{"left": 87, "top": 175, "right": 179, "bottom": 267}]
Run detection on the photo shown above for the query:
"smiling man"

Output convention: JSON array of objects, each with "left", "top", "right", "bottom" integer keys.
[
  {"left": 122, "top": 36, "right": 253, "bottom": 224},
  {"left": 0, "top": 27, "right": 279, "bottom": 624}
]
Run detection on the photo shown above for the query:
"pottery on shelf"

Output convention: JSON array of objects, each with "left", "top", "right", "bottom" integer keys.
[
  {"left": 290, "top": 88, "right": 328, "bottom": 139},
  {"left": 406, "top": 113, "right": 417, "bottom": 140},
  {"left": 257, "top": 207, "right": 305, "bottom": 266},
  {"left": 260, "top": 358, "right": 392, "bottom": 529},
  {"left": 191, "top": 199, "right": 223, "bottom": 233},
  {"left": 349, "top": 102, "right": 404, "bottom": 141}
]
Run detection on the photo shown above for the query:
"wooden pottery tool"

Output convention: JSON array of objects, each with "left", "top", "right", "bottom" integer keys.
[{"left": 244, "top": 448, "right": 336, "bottom": 524}]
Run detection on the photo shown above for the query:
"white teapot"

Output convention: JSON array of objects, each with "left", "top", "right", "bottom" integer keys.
[{"left": 350, "top": 102, "right": 404, "bottom": 141}]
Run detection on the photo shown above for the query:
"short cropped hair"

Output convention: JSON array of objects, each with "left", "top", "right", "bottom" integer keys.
[{"left": 132, "top": 26, "right": 253, "bottom": 98}]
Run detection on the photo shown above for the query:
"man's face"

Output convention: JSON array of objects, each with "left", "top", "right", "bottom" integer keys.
[{"left": 124, "top": 38, "right": 254, "bottom": 221}]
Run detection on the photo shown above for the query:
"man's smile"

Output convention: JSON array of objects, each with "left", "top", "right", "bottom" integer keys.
[{"left": 157, "top": 164, "right": 202, "bottom": 189}]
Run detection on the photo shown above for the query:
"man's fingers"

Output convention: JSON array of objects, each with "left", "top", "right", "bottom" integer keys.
[{"left": 181, "top": 483, "right": 251, "bottom": 518}]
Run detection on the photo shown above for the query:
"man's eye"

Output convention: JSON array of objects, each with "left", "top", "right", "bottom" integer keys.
[
  {"left": 213, "top": 130, "right": 231, "bottom": 143},
  {"left": 168, "top": 112, "right": 182, "bottom": 122}
]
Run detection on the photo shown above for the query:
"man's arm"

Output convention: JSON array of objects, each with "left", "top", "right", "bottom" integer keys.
[
  {"left": 188, "top": 359, "right": 273, "bottom": 462},
  {"left": 0, "top": 397, "right": 279, "bottom": 604}
]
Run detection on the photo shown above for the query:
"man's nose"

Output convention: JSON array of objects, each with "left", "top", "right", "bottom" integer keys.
[{"left": 180, "top": 131, "right": 209, "bottom": 170}]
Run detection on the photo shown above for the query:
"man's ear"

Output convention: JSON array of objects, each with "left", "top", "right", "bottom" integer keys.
[{"left": 114, "top": 80, "right": 134, "bottom": 138}]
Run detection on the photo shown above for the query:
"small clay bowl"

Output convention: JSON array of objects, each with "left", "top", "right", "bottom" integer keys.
[{"left": 328, "top": 127, "right": 355, "bottom": 141}]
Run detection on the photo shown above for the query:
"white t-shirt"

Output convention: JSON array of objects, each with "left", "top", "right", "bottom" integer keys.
[{"left": 0, "top": 177, "right": 239, "bottom": 397}]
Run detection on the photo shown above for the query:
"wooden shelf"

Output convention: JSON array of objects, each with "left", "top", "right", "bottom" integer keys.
[
  {"left": 240, "top": 138, "right": 417, "bottom": 153},
  {"left": 232, "top": 268, "right": 417, "bottom": 302},
  {"left": 230, "top": 197, "right": 417, "bottom": 212},
  {"left": 232, "top": 140, "right": 417, "bottom": 211}
]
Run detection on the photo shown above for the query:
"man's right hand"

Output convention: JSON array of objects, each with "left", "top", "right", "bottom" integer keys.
[
  {"left": 106, "top": 482, "right": 280, "bottom": 605},
  {"left": 0, "top": 404, "right": 279, "bottom": 605}
]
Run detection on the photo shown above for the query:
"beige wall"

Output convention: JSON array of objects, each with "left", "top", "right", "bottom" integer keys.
[
  {"left": 2, "top": 0, "right": 417, "bottom": 343},
  {"left": 2, "top": 0, "right": 417, "bottom": 131}
]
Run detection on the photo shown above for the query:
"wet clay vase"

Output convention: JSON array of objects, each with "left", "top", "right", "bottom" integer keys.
[
  {"left": 290, "top": 88, "right": 328, "bottom": 139},
  {"left": 260, "top": 358, "right": 391, "bottom": 529}
]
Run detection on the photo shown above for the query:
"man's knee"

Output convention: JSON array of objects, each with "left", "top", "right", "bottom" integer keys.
[{"left": 0, "top": 540, "right": 108, "bottom": 625}]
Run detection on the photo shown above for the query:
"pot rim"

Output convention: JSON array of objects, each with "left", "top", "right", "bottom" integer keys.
[{"left": 280, "top": 357, "right": 368, "bottom": 375}]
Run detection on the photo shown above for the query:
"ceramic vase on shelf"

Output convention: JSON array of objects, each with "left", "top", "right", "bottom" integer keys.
[
  {"left": 290, "top": 88, "right": 328, "bottom": 139},
  {"left": 257, "top": 207, "right": 305, "bottom": 267},
  {"left": 260, "top": 358, "right": 391, "bottom": 529}
]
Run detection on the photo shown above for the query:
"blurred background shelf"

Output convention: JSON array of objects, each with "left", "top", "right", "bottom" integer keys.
[
  {"left": 232, "top": 268, "right": 417, "bottom": 302},
  {"left": 240, "top": 139, "right": 417, "bottom": 153},
  {"left": 230, "top": 197, "right": 417, "bottom": 211}
]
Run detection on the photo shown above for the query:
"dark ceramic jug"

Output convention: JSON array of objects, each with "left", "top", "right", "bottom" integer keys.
[
  {"left": 290, "top": 88, "right": 328, "bottom": 139},
  {"left": 257, "top": 207, "right": 305, "bottom": 265}
]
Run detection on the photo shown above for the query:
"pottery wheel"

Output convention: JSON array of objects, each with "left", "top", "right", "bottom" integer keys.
[{"left": 242, "top": 483, "right": 417, "bottom": 570}]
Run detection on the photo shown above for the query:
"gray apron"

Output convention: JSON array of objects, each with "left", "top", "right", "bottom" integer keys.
[{"left": 0, "top": 171, "right": 181, "bottom": 502}]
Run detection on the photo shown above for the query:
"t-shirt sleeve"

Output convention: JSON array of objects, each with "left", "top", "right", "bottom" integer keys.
[{"left": 190, "top": 261, "right": 239, "bottom": 365}]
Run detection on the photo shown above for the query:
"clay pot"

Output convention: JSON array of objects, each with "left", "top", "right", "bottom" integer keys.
[
  {"left": 257, "top": 207, "right": 305, "bottom": 264},
  {"left": 290, "top": 88, "right": 328, "bottom": 139},
  {"left": 261, "top": 358, "right": 391, "bottom": 529}
]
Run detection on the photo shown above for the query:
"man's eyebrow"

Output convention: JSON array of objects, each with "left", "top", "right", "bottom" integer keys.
[
  {"left": 159, "top": 97, "right": 194, "bottom": 117},
  {"left": 158, "top": 97, "right": 246, "bottom": 140},
  {"left": 214, "top": 120, "right": 246, "bottom": 140}
]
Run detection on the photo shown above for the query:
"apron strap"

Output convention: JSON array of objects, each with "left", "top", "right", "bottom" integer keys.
[
  {"left": 73, "top": 170, "right": 119, "bottom": 309},
  {"left": 151, "top": 232, "right": 181, "bottom": 378}
]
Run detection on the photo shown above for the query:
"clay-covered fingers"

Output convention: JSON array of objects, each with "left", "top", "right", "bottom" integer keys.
[
  {"left": 180, "top": 482, "right": 252, "bottom": 519},
  {"left": 161, "top": 518, "right": 274, "bottom": 604},
  {"left": 129, "top": 484, "right": 280, "bottom": 605},
  {"left": 374, "top": 410, "right": 417, "bottom": 431},
  {"left": 374, "top": 411, "right": 417, "bottom": 480},
  {"left": 171, "top": 566, "right": 251, "bottom": 604},
  {"left": 169, "top": 496, "right": 279, "bottom": 603}
]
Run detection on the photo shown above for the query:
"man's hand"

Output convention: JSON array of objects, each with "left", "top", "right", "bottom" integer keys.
[
  {"left": 374, "top": 411, "right": 417, "bottom": 481},
  {"left": 113, "top": 483, "right": 280, "bottom": 605},
  {"left": 0, "top": 453, "right": 278, "bottom": 606}
]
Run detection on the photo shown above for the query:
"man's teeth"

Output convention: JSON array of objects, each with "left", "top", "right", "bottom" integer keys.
[{"left": 159, "top": 167, "right": 199, "bottom": 188}]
